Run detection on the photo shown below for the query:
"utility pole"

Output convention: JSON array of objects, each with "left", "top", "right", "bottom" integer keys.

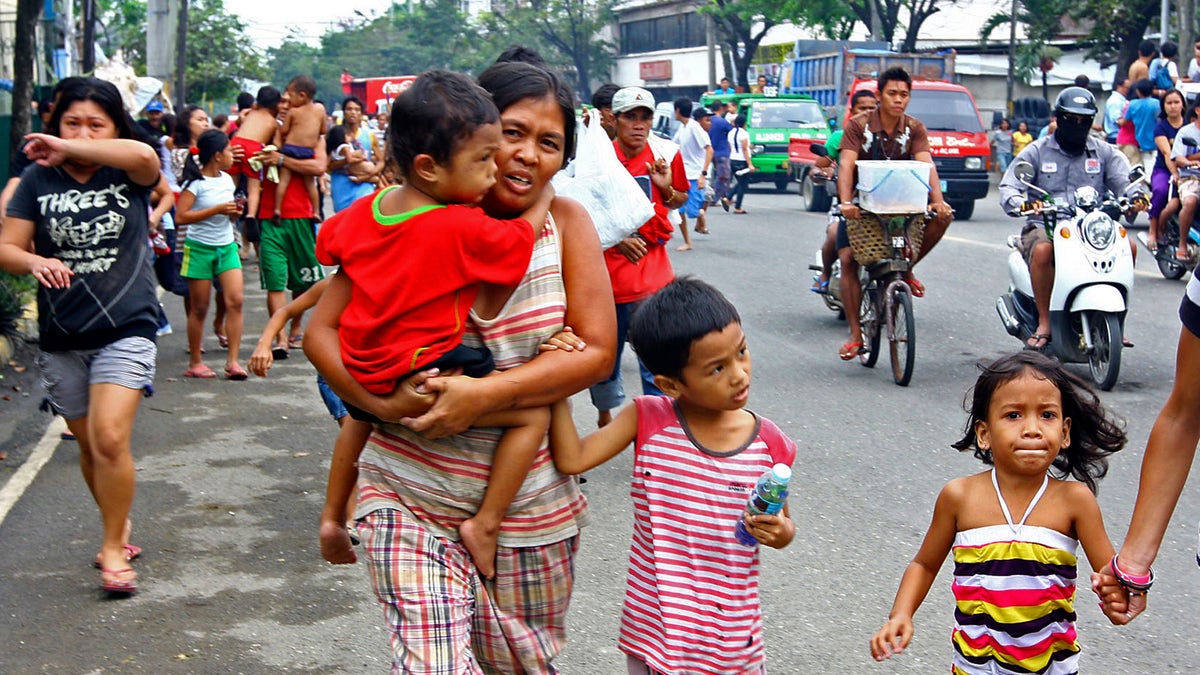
[
  {"left": 1180, "top": 0, "right": 1195, "bottom": 77},
  {"left": 82, "top": 0, "right": 96, "bottom": 72},
  {"left": 1006, "top": 0, "right": 1016, "bottom": 115},
  {"left": 706, "top": 14, "right": 716, "bottom": 91},
  {"left": 175, "top": 0, "right": 189, "bottom": 109},
  {"left": 147, "top": 0, "right": 178, "bottom": 85}
]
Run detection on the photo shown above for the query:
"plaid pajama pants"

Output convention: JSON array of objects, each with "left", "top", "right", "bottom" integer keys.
[{"left": 360, "top": 508, "right": 578, "bottom": 674}]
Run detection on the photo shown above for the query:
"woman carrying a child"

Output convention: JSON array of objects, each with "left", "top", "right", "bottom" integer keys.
[
  {"left": 326, "top": 96, "right": 382, "bottom": 213},
  {"left": 305, "top": 61, "right": 616, "bottom": 671}
]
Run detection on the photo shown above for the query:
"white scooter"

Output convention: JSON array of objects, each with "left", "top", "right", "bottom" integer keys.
[{"left": 995, "top": 160, "right": 1145, "bottom": 390}]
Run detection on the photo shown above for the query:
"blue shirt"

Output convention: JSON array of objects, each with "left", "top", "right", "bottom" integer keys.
[
  {"left": 1127, "top": 97, "right": 1162, "bottom": 151},
  {"left": 708, "top": 115, "right": 733, "bottom": 157},
  {"left": 713, "top": 87, "right": 736, "bottom": 95}
]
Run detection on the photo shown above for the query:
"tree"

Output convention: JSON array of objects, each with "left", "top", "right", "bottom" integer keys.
[
  {"left": 980, "top": 0, "right": 1070, "bottom": 101},
  {"left": 842, "top": 0, "right": 959, "bottom": 52},
  {"left": 10, "top": 0, "right": 41, "bottom": 165},
  {"left": 1073, "top": 0, "right": 1158, "bottom": 78},
  {"left": 482, "top": 0, "right": 616, "bottom": 100},
  {"left": 790, "top": 0, "right": 858, "bottom": 41},
  {"left": 701, "top": 0, "right": 779, "bottom": 89},
  {"left": 183, "top": 0, "right": 269, "bottom": 102},
  {"left": 96, "top": 0, "right": 148, "bottom": 70}
]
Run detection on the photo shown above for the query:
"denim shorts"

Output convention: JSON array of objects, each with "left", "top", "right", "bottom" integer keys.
[
  {"left": 37, "top": 336, "right": 157, "bottom": 420},
  {"left": 316, "top": 374, "right": 348, "bottom": 421}
]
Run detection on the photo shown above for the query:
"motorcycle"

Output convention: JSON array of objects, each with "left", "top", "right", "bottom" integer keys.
[
  {"left": 996, "top": 160, "right": 1145, "bottom": 390},
  {"left": 1136, "top": 191, "right": 1198, "bottom": 280}
]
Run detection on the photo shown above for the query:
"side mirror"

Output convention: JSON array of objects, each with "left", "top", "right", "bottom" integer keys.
[
  {"left": 1128, "top": 164, "right": 1146, "bottom": 184},
  {"left": 1013, "top": 160, "right": 1035, "bottom": 184},
  {"left": 810, "top": 143, "right": 829, "bottom": 158}
]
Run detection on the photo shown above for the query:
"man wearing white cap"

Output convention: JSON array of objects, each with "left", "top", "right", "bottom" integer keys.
[{"left": 588, "top": 86, "right": 690, "bottom": 427}]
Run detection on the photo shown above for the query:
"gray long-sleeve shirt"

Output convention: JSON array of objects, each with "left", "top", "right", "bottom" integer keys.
[{"left": 999, "top": 135, "right": 1135, "bottom": 232}]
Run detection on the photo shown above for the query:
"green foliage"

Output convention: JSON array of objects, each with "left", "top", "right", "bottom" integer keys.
[
  {"left": 268, "top": 0, "right": 496, "bottom": 104},
  {"left": 185, "top": 0, "right": 270, "bottom": 102},
  {"left": 979, "top": 0, "right": 1070, "bottom": 82},
  {"left": 95, "top": 0, "right": 266, "bottom": 103},
  {"left": 480, "top": 0, "right": 617, "bottom": 99},
  {"left": 700, "top": 0, "right": 780, "bottom": 88},
  {"left": 1071, "top": 0, "right": 1159, "bottom": 72},
  {"left": 787, "top": 0, "right": 858, "bottom": 41},
  {"left": 0, "top": 272, "right": 36, "bottom": 339}
]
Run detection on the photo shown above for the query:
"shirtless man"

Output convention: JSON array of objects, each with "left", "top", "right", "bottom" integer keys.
[
  {"left": 231, "top": 85, "right": 282, "bottom": 239},
  {"left": 275, "top": 75, "right": 327, "bottom": 221}
]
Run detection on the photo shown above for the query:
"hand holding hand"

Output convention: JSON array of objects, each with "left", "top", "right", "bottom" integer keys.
[
  {"left": 1091, "top": 565, "right": 1146, "bottom": 625},
  {"left": 539, "top": 326, "right": 588, "bottom": 352},
  {"left": 399, "top": 372, "right": 487, "bottom": 438}
]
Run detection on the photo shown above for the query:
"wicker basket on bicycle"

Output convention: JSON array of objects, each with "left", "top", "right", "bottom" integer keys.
[{"left": 845, "top": 212, "right": 926, "bottom": 267}]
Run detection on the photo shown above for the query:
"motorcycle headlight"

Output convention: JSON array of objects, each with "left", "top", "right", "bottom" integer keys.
[
  {"left": 964, "top": 157, "right": 983, "bottom": 170},
  {"left": 751, "top": 144, "right": 765, "bottom": 155},
  {"left": 1080, "top": 211, "right": 1116, "bottom": 250}
]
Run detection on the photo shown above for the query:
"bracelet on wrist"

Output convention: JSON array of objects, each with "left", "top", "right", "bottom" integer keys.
[
  {"left": 665, "top": 186, "right": 677, "bottom": 203},
  {"left": 1110, "top": 554, "right": 1154, "bottom": 593}
]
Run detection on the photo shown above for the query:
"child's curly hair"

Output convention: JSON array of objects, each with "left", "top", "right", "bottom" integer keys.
[{"left": 951, "top": 351, "right": 1126, "bottom": 493}]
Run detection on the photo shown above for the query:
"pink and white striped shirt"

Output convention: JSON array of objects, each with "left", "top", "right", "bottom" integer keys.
[{"left": 619, "top": 395, "right": 796, "bottom": 674}]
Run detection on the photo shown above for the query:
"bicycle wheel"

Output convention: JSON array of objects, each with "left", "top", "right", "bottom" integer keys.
[
  {"left": 888, "top": 287, "right": 916, "bottom": 386},
  {"left": 860, "top": 285, "right": 881, "bottom": 368}
]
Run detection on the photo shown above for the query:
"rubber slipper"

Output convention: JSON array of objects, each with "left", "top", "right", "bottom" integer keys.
[
  {"left": 721, "top": 198, "right": 731, "bottom": 212},
  {"left": 216, "top": 333, "right": 229, "bottom": 349},
  {"left": 1024, "top": 333, "right": 1051, "bottom": 351},
  {"left": 271, "top": 347, "right": 289, "bottom": 360},
  {"left": 810, "top": 276, "right": 830, "bottom": 294},
  {"left": 288, "top": 335, "right": 303, "bottom": 349},
  {"left": 93, "top": 544, "right": 142, "bottom": 569},
  {"left": 224, "top": 364, "right": 249, "bottom": 381},
  {"left": 99, "top": 566, "right": 138, "bottom": 595},
  {"left": 839, "top": 340, "right": 864, "bottom": 361},
  {"left": 734, "top": 209, "right": 747, "bottom": 214},
  {"left": 906, "top": 276, "right": 926, "bottom": 297},
  {"left": 1122, "top": 337, "right": 1135, "bottom": 348},
  {"left": 183, "top": 365, "right": 217, "bottom": 379}
]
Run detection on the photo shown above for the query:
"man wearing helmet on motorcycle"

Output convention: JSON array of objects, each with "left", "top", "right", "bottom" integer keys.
[{"left": 999, "top": 86, "right": 1146, "bottom": 350}]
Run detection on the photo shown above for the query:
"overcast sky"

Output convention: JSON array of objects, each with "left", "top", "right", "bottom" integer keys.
[{"left": 233, "top": 1, "right": 395, "bottom": 49}]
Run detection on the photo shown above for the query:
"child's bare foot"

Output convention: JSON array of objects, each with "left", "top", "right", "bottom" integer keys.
[
  {"left": 319, "top": 518, "right": 357, "bottom": 565},
  {"left": 459, "top": 516, "right": 499, "bottom": 579}
]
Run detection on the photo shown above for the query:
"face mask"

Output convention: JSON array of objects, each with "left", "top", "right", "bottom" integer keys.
[{"left": 1055, "top": 119, "right": 1090, "bottom": 155}]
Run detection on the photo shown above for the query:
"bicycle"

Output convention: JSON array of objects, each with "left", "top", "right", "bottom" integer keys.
[{"left": 845, "top": 210, "right": 935, "bottom": 386}]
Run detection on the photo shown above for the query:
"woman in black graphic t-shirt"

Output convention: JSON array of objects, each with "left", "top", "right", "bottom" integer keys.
[{"left": 0, "top": 78, "right": 161, "bottom": 596}]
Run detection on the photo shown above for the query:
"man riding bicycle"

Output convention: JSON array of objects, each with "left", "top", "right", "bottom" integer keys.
[
  {"left": 836, "top": 66, "right": 954, "bottom": 361},
  {"left": 998, "top": 86, "right": 1144, "bottom": 351}
]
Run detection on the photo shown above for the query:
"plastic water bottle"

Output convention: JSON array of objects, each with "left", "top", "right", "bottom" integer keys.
[{"left": 733, "top": 464, "right": 792, "bottom": 546}]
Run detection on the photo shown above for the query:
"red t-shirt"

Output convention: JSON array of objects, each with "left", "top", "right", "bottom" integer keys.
[
  {"left": 317, "top": 189, "right": 536, "bottom": 393},
  {"left": 258, "top": 174, "right": 313, "bottom": 220},
  {"left": 605, "top": 141, "right": 686, "bottom": 303}
]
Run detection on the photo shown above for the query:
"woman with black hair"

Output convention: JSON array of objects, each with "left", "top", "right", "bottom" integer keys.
[
  {"left": 0, "top": 77, "right": 162, "bottom": 596},
  {"left": 305, "top": 61, "right": 616, "bottom": 671}
]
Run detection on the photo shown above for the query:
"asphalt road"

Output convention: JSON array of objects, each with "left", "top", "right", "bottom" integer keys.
[{"left": 1, "top": 183, "right": 1198, "bottom": 673}]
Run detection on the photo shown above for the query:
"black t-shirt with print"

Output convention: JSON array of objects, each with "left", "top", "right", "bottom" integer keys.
[{"left": 7, "top": 164, "right": 159, "bottom": 351}]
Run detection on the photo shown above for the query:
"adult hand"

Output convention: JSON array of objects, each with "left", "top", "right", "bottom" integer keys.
[
  {"left": 371, "top": 368, "right": 441, "bottom": 424},
  {"left": 230, "top": 143, "right": 245, "bottom": 164},
  {"left": 930, "top": 201, "right": 954, "bottom": 225},
  {"left": 399, "top": 374, "right": 489, "bottom": 438},
  {"left": 23, "top": 133, "right": 70, "bottom": 167},
  {"left": 30, "top": 256, "right": 73, "bottom": 289},
  {"left": 253, "top": 148, "right": 281, "bottom": 168},
  {"left": 841, "top": 204, "right": 862, "bottom": 221},
  {"left": 647, "top": 157, "right": 672, "bottom": 192},
  {"left": 617, "top": 236, "right": 648, "bottom": 263},
  {"left": 1091, "top": 564, "right": 1146, "bottom": 624}
]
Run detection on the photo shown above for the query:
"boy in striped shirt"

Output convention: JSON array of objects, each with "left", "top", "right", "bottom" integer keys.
[{"left": 551, "top": 277, "right": 796, "bottom": 674}]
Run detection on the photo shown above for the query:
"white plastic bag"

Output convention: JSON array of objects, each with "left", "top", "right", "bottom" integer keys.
[{"left": 552, "top": 110, "right": 656, "bottom": 249}]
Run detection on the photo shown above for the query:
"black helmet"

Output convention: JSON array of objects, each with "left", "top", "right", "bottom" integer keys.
[{"left": 1054, "top": 87, "right": 1098, "bottom": 117}]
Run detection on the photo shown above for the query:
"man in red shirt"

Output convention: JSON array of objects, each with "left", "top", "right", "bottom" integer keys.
[{"left": 589, "top": 87, "right": 689, "bottom": 426}]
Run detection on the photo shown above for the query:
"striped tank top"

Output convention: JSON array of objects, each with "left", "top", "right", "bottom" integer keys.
[
  {"left": 355, "top": 214, "right": 590, "bottom": 546},
  {"left": 618, "top": 396, "right": 796, "bottom": 674},
  {"left": 951, "top": 471, "right": 1080, "bottom": 675}
]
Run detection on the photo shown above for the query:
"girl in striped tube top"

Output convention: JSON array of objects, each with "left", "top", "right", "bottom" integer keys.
[{"left": 871, "top": 351, "right": 1129, "bottom": 672}]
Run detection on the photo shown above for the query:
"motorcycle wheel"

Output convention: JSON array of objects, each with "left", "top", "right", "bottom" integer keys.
[
  {"left": 860, "top": 286, "right": 881, "bottom": 368},
  {"left": 888, "top": 288, "right": 916, "bottom": 386},
  {"left": 1086, "top": 311, "right": 1122, "bottom": 391},
  {"left": 1157, "top": 253, "right": 1188, "bottom": 280}
]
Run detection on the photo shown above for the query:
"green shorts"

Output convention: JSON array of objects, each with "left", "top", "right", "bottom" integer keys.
[
  {"left": 260, "top": 218, "right": 324, "bottom": 292},
  {"left": 180, "top": 240, "right": 241, "bottom": 280}
]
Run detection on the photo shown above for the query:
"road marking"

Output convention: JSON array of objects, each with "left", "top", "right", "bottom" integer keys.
[{"left": 0, "top": 416, "right": 65, "bottom": 526}]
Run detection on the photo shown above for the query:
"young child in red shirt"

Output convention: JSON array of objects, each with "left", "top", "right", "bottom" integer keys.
[{"left": 313, "top": 69, "right": 556, "bottom": 578}]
